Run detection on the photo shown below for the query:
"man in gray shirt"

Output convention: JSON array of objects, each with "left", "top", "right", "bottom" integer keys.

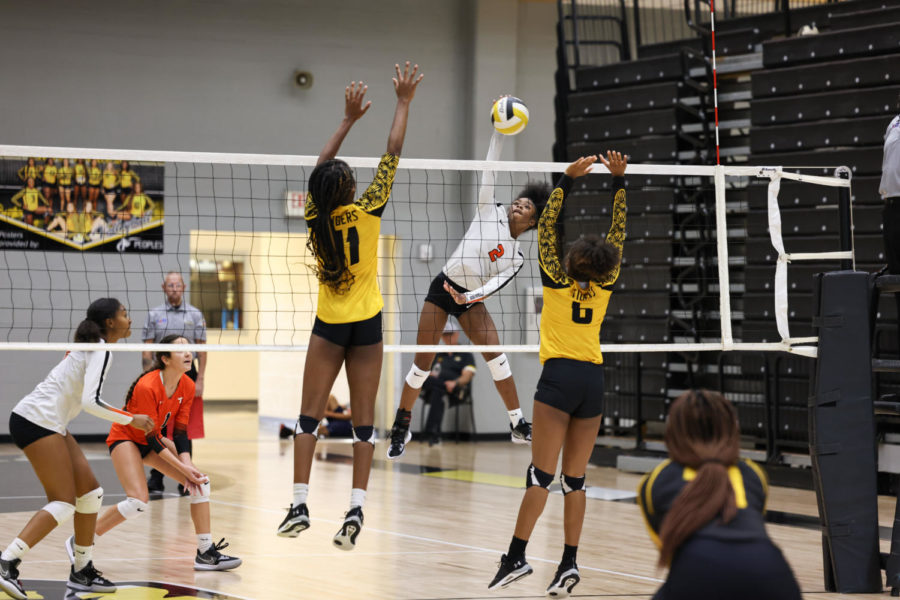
[{"left": 144, "top": 271, "right": 208, "bottom": 493}]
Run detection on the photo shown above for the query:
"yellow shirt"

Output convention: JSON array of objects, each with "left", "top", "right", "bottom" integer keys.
[
  {"left": 537, "top": 175, "right": 626, "bottom": 365},
  {"left": 11, "top": 188, "right": 47, "bottom": 212},
  {"left": 88, "top": 166, "right": 102, "bottom": 186},
  {"left": 18, "top": 165, "right": 38, "bottom": 181},
  {"left": 74, "top": 163, "right": 87, "bottom": 181},
  {"left": 306, "top": 153, "right": 398, "bottom": 324},
  {"left": 42, "top": 164, "right": 57, "bottom": 184},
  {"left": 128, "top": 193, "right": 154, "bottom": 217},
  {"left": 120, "top": 169, "right": 140, "bottom": 188},
  {"left": 102, "top": 171, "right": 119, "bottom": 190},
  {"left": 58, "top": 165, "right": 74, "bottom": 185}
]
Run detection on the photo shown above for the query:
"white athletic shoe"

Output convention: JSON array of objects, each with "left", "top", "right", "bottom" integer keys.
[{"left": 387, "top": 426, "right": 412, "bottom": 460}]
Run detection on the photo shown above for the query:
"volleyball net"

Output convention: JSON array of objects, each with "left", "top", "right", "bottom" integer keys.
[{"left": 0, "top": 144, "right": 855, "bottom": 359}]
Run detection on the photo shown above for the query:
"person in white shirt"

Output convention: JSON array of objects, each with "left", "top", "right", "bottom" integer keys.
[
  {"left": 0, "top": 299, "right": 154, "bottom": 600},
  {"left": 387, "top": 128, "right": 551, "bottom": 460},
  {"left": 881, "top": 98, "right": 900, "bottom": 352}
]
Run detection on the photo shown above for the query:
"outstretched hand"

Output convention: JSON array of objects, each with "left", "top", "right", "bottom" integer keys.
[
  {"left": 564, "top": 155, "right": 598, "bottom": 179},
  {"left": 598, "top": 150, "right": 627, "bottom": 177},
  {"left": 393, "top": 61, "right": 424, "bottom": 102},
  {"left": 345, "top": 81, "right": 371, "bottom": 122}
]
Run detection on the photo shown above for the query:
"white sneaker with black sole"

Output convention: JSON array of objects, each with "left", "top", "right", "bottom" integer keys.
[
  {"left": 386, "top": 425, "right": 412, "bottom": 460},
  {"left": 333, "top": 506, "right": 363, "bottom": 550},
  {"left": 64, "top": 535, "right": 75, "bottom": 564},
  {"left": 194, "top": 539, "right": 242, "bottom": 571},
  {"left": 68, "top": 561, "right": 116, "bottom": 593},
  {"left": 546, "top": 562, "right": 580, "bottom": 598},
  {"left": 510, "top": 418, "right": 532, "bottom": 445},
  {"left": 276, "top": 503, "right": 310, "bottom": 537},
  {"left": 0, "top": 558, "right": 26, "bottom": 600},
  {"left": 488, "top": 553, "right": 533, "bottom": 590}
]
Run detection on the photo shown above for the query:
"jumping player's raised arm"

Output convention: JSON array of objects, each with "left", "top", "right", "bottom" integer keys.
[
  {"left": 476, "top": 130, "right": 505, "bottom": 214},
  {"left": 596, "top": 151, "right": 628, "bottom": 288}
]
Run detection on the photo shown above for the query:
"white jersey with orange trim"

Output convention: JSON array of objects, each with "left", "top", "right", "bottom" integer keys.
[
  {"left": 442, "top": 132, "right": 525, "bottom": 304},
  {"left": 12, "top": 341, "right": 133, "bottom": 435}
]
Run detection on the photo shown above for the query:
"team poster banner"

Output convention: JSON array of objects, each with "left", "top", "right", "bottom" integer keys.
[{"left": 0, "top": 156, "right": 164, "bottom": 253}]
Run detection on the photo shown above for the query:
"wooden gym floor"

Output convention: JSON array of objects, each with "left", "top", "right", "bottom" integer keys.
[{"left": 0, "top": 405, "right": 896, "bottom": 599}]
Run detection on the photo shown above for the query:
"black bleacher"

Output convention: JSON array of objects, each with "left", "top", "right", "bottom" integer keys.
[{"left": 762, "top": 22, "right": 900, "bottom": 68}]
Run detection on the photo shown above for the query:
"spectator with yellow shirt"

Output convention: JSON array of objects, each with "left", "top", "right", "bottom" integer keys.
[
  {"left": 41, "top": 158, "right": 58, "bottom": 212},
  {"left": 118, "top": 161, "right": 140, "bottom": 199},
  {"left": 74, "top": 159, "right": 87, "bottom": 209},
  {"left": 17, "top": 158, "right": 40, "bottom": 183},
  {"left": 117, "top": 182, "right": 155, "bottom": 221},
  {"left": 58, "top": 159, "right": 75, "bottom": 213},
  {"left": 11, "top": 178, "right": 52, "bottom": 226},
  {"left": 101, "top": 162, "right": 119, "bottom": 217},
  {"left": 87, "top": 159, "right": 102, "bottom": 209}
]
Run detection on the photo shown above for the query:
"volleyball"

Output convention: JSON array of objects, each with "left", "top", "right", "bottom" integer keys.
[{"left": 491, "top": 96, "right": 529, "bottom": 136}]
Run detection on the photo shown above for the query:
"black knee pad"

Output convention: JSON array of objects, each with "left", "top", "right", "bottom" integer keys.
[
  {"left": 353, "top": 425, "right": 374, "bottom": 444},
  {"left": 561, "top": 473, "right": 586, "bottom": 495},
  {"left": 526, "top": 463, "right": 554, "bottom": 490},
  {"left": 296, "top": 414, "right": 319, "bottom": 435}
]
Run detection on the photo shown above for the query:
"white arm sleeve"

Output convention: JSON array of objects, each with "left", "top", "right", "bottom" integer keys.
[
  {"left": 462, "top": 254, "right": 524, "bottom": 304},
  {"left": 476, "top": 131, "right": 505, "bottom": 213},
  {"left": 81, "top": 351, "right": 133, "bottom": 425}
]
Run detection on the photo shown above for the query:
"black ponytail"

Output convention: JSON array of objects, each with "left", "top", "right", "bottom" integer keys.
[
  {"left": 564, "top": 234, "right": 621, "bottom": 283},
  {"left": 74, "top": 297, "right": 121, "bottom": 342},
  {"left": 306, "top": 159, "right": 357, "bottom": 294},
  {"left": 122, "top": 333, "right": 185, "bottom": 409}
]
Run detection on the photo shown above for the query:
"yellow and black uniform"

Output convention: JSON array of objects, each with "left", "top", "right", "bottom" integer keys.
[
  {"left": 637, "top": 459, "right": 801, "bottom": 600},
  {"left": 18, "top": 163, "right": 39, "bottom": 182},
  {"left": 88, "top": 164, "right": 102, "bottom": 188},
  {"left": 11, "top": 187, "right": 49, "bottom": 214},
  {"left": 119, "top": 167, "right": 140, "bottom": 194},
  {"left": 102, "top": 169, "right": 119, "bottom": 193},
  {"left": 42, "top": 162, "right": 57, "bottom": 186},
  {"left": 58, "top": 164, "right": 74, "bottom": 189},
  {"left": 532, "top": 174, "right": 625, "bottom": 418},
  {"left": 124, "top": 193, "right": 154, "bottom": 218},
  {"left": 74, "top": 161, "right": 87, "bottom": 185},
  {"left": 307, "top": 153, "right": 398, "bottom": 347}
]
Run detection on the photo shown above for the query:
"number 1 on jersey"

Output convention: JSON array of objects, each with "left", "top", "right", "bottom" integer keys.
[
  {"left": 571, "top": 301, "right": 593, "bottom": 324},
  {"left": 341, "top": 226, "right": 360, "bottom": 265}
]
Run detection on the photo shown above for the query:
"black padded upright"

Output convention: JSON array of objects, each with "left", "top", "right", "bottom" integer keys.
[{"left": 809, "top": 271, "right": 881, "bottom": 593}]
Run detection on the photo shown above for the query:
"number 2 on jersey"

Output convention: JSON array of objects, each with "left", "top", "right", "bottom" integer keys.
[
  {"left": 571, "top": 301, "right": 593, "bottom": 324},
  {"left": 341, "top": 226, "right": 360, "bottom": 265}
]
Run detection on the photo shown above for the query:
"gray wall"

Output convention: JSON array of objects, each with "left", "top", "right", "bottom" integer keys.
[{"left": 0, "top": 0, "right": 558, "bottom": 435}]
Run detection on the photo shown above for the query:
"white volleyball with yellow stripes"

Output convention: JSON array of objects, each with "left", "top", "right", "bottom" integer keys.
[{"left": 491, "top": 96, "right": 529, "bottom": 136}]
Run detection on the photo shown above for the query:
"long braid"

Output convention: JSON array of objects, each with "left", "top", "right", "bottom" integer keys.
[{"left": 306, "top": 160, "right": 356, "bottom": 294}]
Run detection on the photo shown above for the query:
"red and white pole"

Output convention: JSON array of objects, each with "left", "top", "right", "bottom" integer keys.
[{"left": 710, "top": 0, "right": 721, "bottom": 165}]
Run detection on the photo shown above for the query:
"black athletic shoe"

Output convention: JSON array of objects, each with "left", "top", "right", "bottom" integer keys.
[
  {"left": 194, "top": 539, "right": 242, "bottom": 571},
  {"left": 68, "top": 561, "right": 116, "bottom": 593},
  {"left": 147, "top": 471, "right": 165, "bottom": 493},
  {"left": 546, "top": 562, "right": 580, "bottom": 598},
  {"left": 488, "top": 553, "right": 533, "bottom": 590},
  {"left": 333, "top": 506, "right": 363, "bottom": 551},
  {"left": 0, "top": 558, "right": 26, "bottom": 600},
  {"left": 386, "top": 424, "right": 412, "bottom": 460},
  {"left": 510, "top": 418, "right": 532, "bottom": 445},
  {"left": 177, "top": 484, "right": 190, "bottom": 497},
  {"left": 276, "top": 503, "right": 310, "bottom": 538}
]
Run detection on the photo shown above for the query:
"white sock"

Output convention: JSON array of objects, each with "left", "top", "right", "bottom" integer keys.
[
  {"left": 1, "top": 538, "right": 29, "bottom": 562},
  {"left": 197, "top": 533, "right": 213, "bottom": 553},
  {"left": 73, "top": 542, "right": 92, "bottom": 572},
  {"left": 349, "top": 488, "right": 366, "bottom": 509},
  {"left": 293, "top": 483, "right": 309, "bottom": 507},
  {"left": 508, "top": 408, "right": 524, "bottom": 427}
]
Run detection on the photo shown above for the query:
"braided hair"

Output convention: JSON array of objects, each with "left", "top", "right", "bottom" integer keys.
[
  {"left": 122, "top": 334, "right": 186, "bottom": 409},
  {"left": 306, "top": 159, "right": 357, "bottom": 294}
]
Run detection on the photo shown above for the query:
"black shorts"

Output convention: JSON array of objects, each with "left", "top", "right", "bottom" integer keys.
[
  {"left": 9, "top": 412, "right": 58, "bottom": 450},
  {"left": 534, "top": 358, "right": 605, "bottom": 418},
  {"left": 108, "top": 439, "right": 153, "bottom": 458},
  {"left": 424, "top": 272, "right": 478, "bottom": 318},
  {"left": 89, "top": 183, "right": 101, "bottom": 191},
  {"left": 312, "top": 311, "right": 382, "bottom": 347},
  {"left": 58, "top": 184, "right": 73, "bottom": 192}
]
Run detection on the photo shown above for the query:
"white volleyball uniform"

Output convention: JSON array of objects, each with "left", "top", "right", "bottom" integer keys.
[
  {"left": 12, "top": 342, "right": 134, "bottom": 435},
  {"left": 441, "top": 132, "right": 525, "bottom": 305}
]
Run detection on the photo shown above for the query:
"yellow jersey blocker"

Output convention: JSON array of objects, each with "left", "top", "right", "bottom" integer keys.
[
  {"left": 532, "top": 174, "right": 625, "bottom": 418},
  {"left": 305, "top": 153, "right": 399, "bottom": 326}
]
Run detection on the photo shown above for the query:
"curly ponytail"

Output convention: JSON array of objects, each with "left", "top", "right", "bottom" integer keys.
[
  {"left": 306, "top": 159, "right": 357, "bottom": 294},
  {"left": 74, "top": 298, "right": 121, "bottom": 342},
  {"left": 564, "top": 234, "right": 621, "bottom": 283},
  {"left": 657, "top": 390, "right": 741, "bottom": 567},
  {"left": 122, "top": 334, "right": 185, "bottom": 409}
]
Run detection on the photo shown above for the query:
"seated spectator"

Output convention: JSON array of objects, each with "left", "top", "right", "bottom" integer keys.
[
  {"left": 10, "top": 178, "right": 52, "bottom": 226},
  {"left": 317, "top": 394, "right": 353, "bottom": 438},
  {"left": 422, "top": 320, "right": 476, "bottom": 446},
  {"left": 45, "top": 201, "right": 81, "bottom": 238},
  {"left": 637, "top": 389, "right": 801, "bottom": 600}
]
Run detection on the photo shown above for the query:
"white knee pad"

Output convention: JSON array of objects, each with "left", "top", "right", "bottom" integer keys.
[
  {"left": 190, "top": 480, "right": 211, "bottom": 505},
  {"left": 43, "top": 500, "right": 75, "bottom": 525},
  {"left": 117, "top": 497, "right": 148, "bottom": 520},
  {"left": 405, "top": 364, "right": 430, "bottom": 389},
  {"left": 75, "top": 487, "right": 103, "bottom": 514},
  {"left": 487, "top": 353, "right": 513, "bottom": 381}
]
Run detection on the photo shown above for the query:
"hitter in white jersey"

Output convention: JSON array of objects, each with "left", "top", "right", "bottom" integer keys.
[
  {"left": 0, "top": 299, "right": 154, "bottom": 600},
  {"left": 387, "top": 128, "right": 551, "bottom": 460}
]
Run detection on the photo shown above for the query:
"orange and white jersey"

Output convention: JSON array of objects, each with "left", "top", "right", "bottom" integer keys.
[{"left": 12, "top": 341, "right": 133, "bottom": 434}]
